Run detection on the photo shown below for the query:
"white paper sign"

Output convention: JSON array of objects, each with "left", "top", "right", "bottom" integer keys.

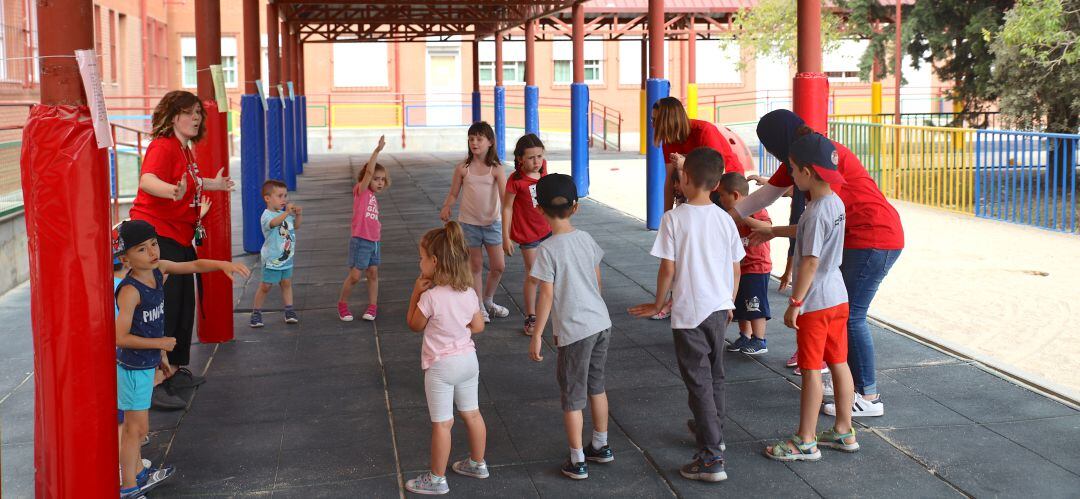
[
  {"left": 210, "top": 64, "right": 228, "bottom": 111},
  {"left": 74, "top": 49, "right": 113, "bottom": 149},
  {"left": 277, "top": 85, "right": 286, "bottom": 109},
  {"left": 255, "top": 80, "right": 268, "bottom": 110}
]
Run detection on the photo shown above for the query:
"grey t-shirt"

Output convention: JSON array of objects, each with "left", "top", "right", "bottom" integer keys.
[
  {"left": 530, "top": 229, "right": 612, "bottom": 346},
  {"left": 794, "top": 193, "right": 848, "bottom": 313}
]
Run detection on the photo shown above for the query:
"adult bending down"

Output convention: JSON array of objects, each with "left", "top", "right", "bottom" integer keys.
[
  {"left": 128, "top": 90, "right": 234, "bottom": 407},
  {"left": 735, "top": 109, "right": 904, "bottom": 417},
  {"left": 652, "top": 97, "right": 745, "bottom": 211}
]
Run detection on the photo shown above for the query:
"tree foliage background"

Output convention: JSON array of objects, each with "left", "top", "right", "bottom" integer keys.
[{"left": 720, "top": 0, "right": 845, "bottom": 67}]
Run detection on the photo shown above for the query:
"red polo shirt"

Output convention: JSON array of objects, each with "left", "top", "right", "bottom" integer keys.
[
  {"left": 663, "top": 119, "right": 745, "bottom": 175},
  {"left": 129, "top": 137, "right": 203, "bottom": 246}
]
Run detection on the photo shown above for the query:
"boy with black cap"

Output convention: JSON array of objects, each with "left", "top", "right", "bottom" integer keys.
[
  {"left": 764, "top": 132, "right": 859, "bottom": 462},
  {"left": 528, "top": 173, "right": 615, "bottom": 480},
  {"left": 114, "top": 220, "right": 249, "bottom": 497},
  {"left": 630, "top": 147, "right": 743, "bottom": 482}
]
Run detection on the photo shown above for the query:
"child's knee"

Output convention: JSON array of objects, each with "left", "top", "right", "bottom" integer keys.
[
  {"left": 259, "top": 282, "right": 273, "bottom": 292},
  {"left": 488, "top": 260, "right": 505, "bottom": 274},
  {"left": 459, "top": 409, "right": 483, "bottom": 422},
  {"left": 433, "top": 419, "right": 455, "bottom": 431},
  {"left": 365, "top": 266, "right": 378, "bottom": 281},
  {"left": 346, "top": 269, "right": 362, "bottom": 284},
  {"left": 279, "top": 279, "right": 292, "bottom": 289}
]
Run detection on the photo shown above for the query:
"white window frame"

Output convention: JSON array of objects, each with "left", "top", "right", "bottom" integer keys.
[
  {"left": 332, "top": 42, "right": 389, "bottom": 88},
  {"left": 696, "top": 40, "right": 742, "bottom": 85},
  {"left": 617, "top": 39, "right": 668, "bottom": 86},
  {"left": 478, "top": 37, "right": 526, "bottom": 85},
  {"left": 552, "top": 39, "right": 604, "bottom": 84},
  {"left": 823, "top": 39, "right": 868, "bottom": 83}
]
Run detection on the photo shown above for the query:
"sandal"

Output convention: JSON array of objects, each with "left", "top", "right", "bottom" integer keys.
[
  {"left": 764, "top": 435, "right": 821, "bottom": 462},
  {"left": 649, "top": 310, "right": 670, "bottom": 320},
  {"left": 817, "top": 427, "right": 859, "bottom": 452}
]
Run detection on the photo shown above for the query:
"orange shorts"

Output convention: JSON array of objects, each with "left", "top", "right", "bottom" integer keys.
[{"left": 796, "top": 303, "right": 850, "bottom": 371}]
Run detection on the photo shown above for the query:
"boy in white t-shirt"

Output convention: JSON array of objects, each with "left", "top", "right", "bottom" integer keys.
[{"left": 631, "top": 147, "right": 744, "bottom": 483}]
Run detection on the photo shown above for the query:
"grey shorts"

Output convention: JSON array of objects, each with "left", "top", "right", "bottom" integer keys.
[
  {"left": 461, "top": 221, "right": 502, "bottom": 248},
  {"left": 556, "top": 329, "right": 611, "bottom": 412}
]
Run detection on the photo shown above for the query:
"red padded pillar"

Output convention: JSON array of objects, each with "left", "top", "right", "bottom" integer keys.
[
  {"left": 794, "top": 0, "right": 829, "bottom": 134},
  {"left": 194, "top": 99, "right": 234, "bottom": 343}
]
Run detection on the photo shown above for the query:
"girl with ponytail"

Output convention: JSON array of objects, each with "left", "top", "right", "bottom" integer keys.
[{"left": 404, "top": 221, "right": 491, "bottom": 495}]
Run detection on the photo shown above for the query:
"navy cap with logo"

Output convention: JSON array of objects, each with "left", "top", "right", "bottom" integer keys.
[
  {"left": 789, "top": 132, "right": 846, "bottom": 185},
  {"left": 114, "top": 219, "right": 158, "bottom": 256},
  {"left": 535, "top": 173, "right": 578, "bottom": 210}
]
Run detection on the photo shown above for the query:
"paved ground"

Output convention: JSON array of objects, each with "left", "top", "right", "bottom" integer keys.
[{"left": 2, "top": 152, "right": 1079, "bottom": 498}]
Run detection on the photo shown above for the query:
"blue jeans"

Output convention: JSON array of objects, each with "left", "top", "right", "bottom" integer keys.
[{"left": 840, "top": 248, "right": 901, "bottom": 396}]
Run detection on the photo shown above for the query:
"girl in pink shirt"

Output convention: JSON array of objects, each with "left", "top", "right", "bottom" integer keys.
[
  {"left": 337, "top": 136, "right": 389, "bottom": 321},
  {"left": 405, "top": 221, "right": 489, "bottom": 495}
]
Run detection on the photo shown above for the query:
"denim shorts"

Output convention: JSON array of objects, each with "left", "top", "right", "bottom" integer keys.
[
  {"left": 262, "top": 267, "right": 294, "bottom": 284},
  {"left": 117, "top": 364, "right": 155, "bottom": 411},
  {"left": 349, "top": 237, "right": 381, "bottom": 269},
  {"left": 461, "top": 221, "right": 502, "bottom": 248},
  {"left": 519, "top": 232, "right": 552, "bottom": 250}
]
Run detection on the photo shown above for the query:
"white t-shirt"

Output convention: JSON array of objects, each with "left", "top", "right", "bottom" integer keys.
[{"left": 651, "top": 203, "right": 746, "bottom": 329}]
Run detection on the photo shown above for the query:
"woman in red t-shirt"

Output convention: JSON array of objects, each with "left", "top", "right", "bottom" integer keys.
[
  {"left": 734, "top": 109, "right": 903, "bottom": 418},
  {"left": 129, "top": 90, "right": 234, "bottom": 394},
  {"left": 652, "top": 96, "right": 745, "bottom": 211},
  {"left": 501, "top": 134, "right": 552, "bottom": 336}
]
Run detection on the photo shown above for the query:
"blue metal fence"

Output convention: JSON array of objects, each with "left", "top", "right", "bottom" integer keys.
[{"left": 975, "top": 130, "right": 1078, "bottom": 233}]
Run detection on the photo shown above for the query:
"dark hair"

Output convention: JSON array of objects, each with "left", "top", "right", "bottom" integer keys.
[
  {"left": 464, "top": 121, "right": 500, "bottom": 167},
  {"left": 682, "top": 147, "right": 725, "bottom": 190},
  {"left": 262, "top": 179, "right": 287, "bottom": 197},
  {"left": 540, "top": 203, "right": 574, "bottom": 220},
  {"left": 512, "top": 133, "right": 546, "bottom": 180},
  {"left": 151, "top": 90, "right": 206, "bottom": 143},
  {"left": 718, "top": 172, "right": 750, "bottom": 196}
]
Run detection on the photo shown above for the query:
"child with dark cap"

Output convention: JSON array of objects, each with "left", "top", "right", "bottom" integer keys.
[
  {"left": 764, "top": 132, "right": 859, "bottom": 462},
  {"left": 527, "top": 173, "right": 615, "bottom": 480},
  {"left": 630, "top": 146, "right": 743, "bottom": 483},
  {"left": 113, "top": 220, "right": 249, "bottom": 497}
]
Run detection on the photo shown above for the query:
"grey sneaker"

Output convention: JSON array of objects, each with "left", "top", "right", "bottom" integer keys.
[
  {"left": 679, "top": 455, "right": 727, "bottom": 482},
  {"left": 451, "top": 458, "right": 490, "bottom": 479},
  {"left": 486, "top": 301, "right": 509, "bottom": 318},
  {"left": 405, "top": 472, "right": 449, "bottom": 495}
]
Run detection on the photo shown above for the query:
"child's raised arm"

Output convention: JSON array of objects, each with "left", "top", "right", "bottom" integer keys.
[
  {"left": 440, "top": 163, "right": 467, "bottom": 222},
  {"left": 116, "top": 285, "right": 177, "bottom": 351},
  {"left": 357, "top": 135, "right": 387, "bottom": 194},
  {"left": 159, "top": 259, "right": 250, "bottom": 281}
]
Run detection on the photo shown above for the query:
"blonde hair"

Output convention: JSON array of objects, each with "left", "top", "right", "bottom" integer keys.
[
  {"left": 359, "top": 162, "right": 392, "bottom": 188},
  {"left": 652, "top": 96, "right": 691, "bottom": 146},
  {"left": 420, "top": 221, "right": 473, "bottom": 292}
]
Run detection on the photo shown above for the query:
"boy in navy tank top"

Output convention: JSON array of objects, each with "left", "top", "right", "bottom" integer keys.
[{"left": 114, "top": 220, "right": 250, "bottom": 497}]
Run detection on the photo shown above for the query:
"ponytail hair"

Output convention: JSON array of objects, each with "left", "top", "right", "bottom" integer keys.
[
  {"left": 512, "top": 133, "right": 547, "bottom": 180},
  {"left": 464, "top": 121, "right": 501, "bottom": 168},
  {"left": 420, "top": 221, "right": 473, "bottom": 292}
]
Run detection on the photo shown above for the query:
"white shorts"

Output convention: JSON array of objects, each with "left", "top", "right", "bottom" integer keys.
[{"left": 424, "top": 351, "right": 480, "bottom": 422}]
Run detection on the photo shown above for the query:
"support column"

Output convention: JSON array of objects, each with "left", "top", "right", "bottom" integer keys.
[
  {"left": 290, "top": 31, "right": 302, "bottom": 175},
  {"left": 570, "top": 2, "right": 590, "bottom": 196},
  {"left": 22, "top": 0, "right": 114, "bottom": 494},
  {"left": 266, "top": 3, "right": 283, "bottom": 183},
  {"left": 639, "top": 37, "right": 647, "bottom": 155},
  {"left": 493, "top": 32, "right": 506, "bottom": 161},
  {"left": 686, "top": 17, "right": 698, "bottom": 119},
  {"left": 281, "top": 21, "right": 296, "bottom": 190},
  {"left": 646, "top": 0, "right": 669, "bottom": 230},
  {"left": 524, "top": 20, "right": 539, "bottom": 136},
  {"left": 471, "top": 38, "right": 481, "bottom": 124},
  {"left": 298, "top": 39, "right": 308, "bottom": 163},
  {"left": 194, "top": 0, "right": 233, "bottom": 344},
  {"left": 894, "top": 0, "right": 902, "bottom": 124},
  {"left": 793, "top": 0, "right": 828, "bottom": 133},
  {"left": 240, "top": 0, "right": 265, "bottom": 254}
]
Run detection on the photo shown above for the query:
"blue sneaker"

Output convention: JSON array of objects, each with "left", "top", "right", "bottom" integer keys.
[
  {"left": 740, "top": 338, "right": 768, "bottom": 356},
  {"left": 249, "top": 310, "right": 263, "bottom": 328},
  {"left": 727, "top": 334, "right": 752, "bottom": 352},
  {"left": 284, "top": 309, "right": 299, "bottom": 324},
  {"left": 561, "top": 459, "right": 588, "bottom": 480},
  {"left": 136, "top": 465, "right": 175, "bottom": 495}
]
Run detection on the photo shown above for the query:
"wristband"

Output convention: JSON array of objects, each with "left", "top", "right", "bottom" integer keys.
[{"left": 789, "top": 296, "right": 804, "bottom": 307}]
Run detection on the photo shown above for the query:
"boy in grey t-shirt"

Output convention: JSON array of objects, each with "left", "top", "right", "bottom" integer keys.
[
  {"left": 766, "top": 133, "right": 859, "bottom": 462},
  {"left": 529, "top": 174, "right": 614, "bottom": 480}
]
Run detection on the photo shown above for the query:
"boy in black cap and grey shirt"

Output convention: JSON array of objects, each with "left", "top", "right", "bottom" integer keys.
[{"left": 528, "top": 173, "right": 615, "bottom": 480}]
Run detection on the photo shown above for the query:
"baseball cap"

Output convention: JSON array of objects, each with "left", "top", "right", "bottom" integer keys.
[
  {"left": 789, "top": 133, "right": 846, "bottom": 185},
  {"left": 114, "top": 219, "right": 157, "bottom": 256},
  {"left": 535, "top": 173, "right": 578, "bottom": 209}
]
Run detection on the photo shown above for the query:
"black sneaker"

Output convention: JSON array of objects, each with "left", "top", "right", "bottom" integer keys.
[
  {"left": 561, "top": 459, "right": 588, "bottom": 480},
  {"left": 169, "top": 367, "right": 205, "bottom": 389},
  {"left": 150, "top": 385, "right": 187, "bottom": 411},
  {"left": 249, "top": 310, "right": 264, "bottom": 328},
  {"left": 679, "top": 455, "right": 727, "bottom": 482},
  {"left": 584, "top": 444, "right": 614, "bottom": 463}
]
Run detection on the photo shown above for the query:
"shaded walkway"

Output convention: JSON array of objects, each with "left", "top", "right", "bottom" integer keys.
[{"left": 2, "top": 153, "right": 1079, "bottom": 497}]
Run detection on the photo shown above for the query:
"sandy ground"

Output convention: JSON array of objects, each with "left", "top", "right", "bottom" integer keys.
[{"left": 550, "top": 157, "right": 1080, "bottom": 398}]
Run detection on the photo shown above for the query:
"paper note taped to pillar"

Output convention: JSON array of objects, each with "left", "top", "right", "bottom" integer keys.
[
  {"left": 255, "top": 80, "right": 268, "bottom": 110},
  {"left": 277, "top": 85, "right": 286, "bottom": 109},
  {"left": 210, "top": 65, "right": 228, "bottom": 111},
  {"left": 74, "top": 49, "right": 113, "bottom": 149}
]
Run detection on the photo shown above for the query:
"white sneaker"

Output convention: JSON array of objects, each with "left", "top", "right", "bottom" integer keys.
[
  {"left": 486, "top": 301, "right": 509, "bottom": 318},
  {"left": 823, "top": 375, "right": 834, "bottom": 397},
  {"left": 824, "top": 393, "right": 884, "bottom": 417},
  {"left": 481, "top": 309, "right": 491, "bottom": 323}
]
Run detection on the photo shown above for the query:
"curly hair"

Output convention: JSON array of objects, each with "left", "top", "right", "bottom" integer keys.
[
  {"left": 420, "top": 221, "right": 473, "bottom": 292},
  {"left": 150, "top": 90, "right": 207, "bottom": 143}
]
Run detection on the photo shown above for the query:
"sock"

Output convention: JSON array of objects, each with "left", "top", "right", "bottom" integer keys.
[
  {"left": 252, "top": 308, "right": 261, "bottom": 314},
  {"left": 429, "top": 473, "right": 446, "bottom": 482},
  {"left": 469, "top": 458, "right": 485, "bottom": 466},
  {"left": 592, "top": 430, "right": 608, "bottom": 450},
  {"left": 483, "top": 296, "right": 494, "bottom": 308},
  {"left": 284, "top": 305, "right": 294, "bottom": 312},
  {"left": 739, "top": 331, "right": 751, "bottom": 338},
  {"left": 570, "top": 447, "right": 585, "bottom": 464}
]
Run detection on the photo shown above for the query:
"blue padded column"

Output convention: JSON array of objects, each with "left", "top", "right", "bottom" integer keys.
[
  {"left": 471, "top": 91, "right": 481, "bottom": 124},
  {"left": 267, "top": 96, "right": 284, "bottom": 183},
  {"left": 282, "top": 97, "right": 296, "bottom": 190},
  {"left": 525, "top": 85, "right": 539, "bottom": 136},
  {"left": 493, "top": 85, "right": 506, "bottom": 161},
  {"left": 301, "top": 95, "right": 309, "bottom": 163},
  {"left": 240, "top": 94, "right": 267, "bottom": 253},
  {"left": 570, "top": 82, "right": 590, "bottom": 197},
  {"left": 646, "top": 78, "right": 670, "bottom": 230}
]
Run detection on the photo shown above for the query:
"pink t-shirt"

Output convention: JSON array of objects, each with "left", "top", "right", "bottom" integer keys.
[
  {"left": 417, "top": 285, "right": 480, "bottom": 370},
  {"left": 352, "top": 187, "right": 381, "bottom": 241}
]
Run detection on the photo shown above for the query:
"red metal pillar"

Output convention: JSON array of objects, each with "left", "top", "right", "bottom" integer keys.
[
  {"left": 282, "top": 22, "right": 293, "bottom": 90},
  {"left": 242, "top": 0, "right": 260, "bottom": 95},
  {"left": 648, "top": 0, "right": 664, "bottom": 80},
  {"left": 525, "top": 21, "right": 536, "bottom": 86},
  {"left": 893, "top": 0, "right": 902, "bottom": 123},
  {"left": 194, "top": 0, "right": 234, "bottom": 343},
  {"left": 471, "top": 38, "right": 481, "bottom": 123},
  {"left": 524, "top": 20, "right": 539, "bottom": 135},
  {"left": 570, "top": 1, "right": 589, "bottom": 194},
  {"left": 494, "top": 32, "right": 503, "bottom": 87},
  {"left": 267, "top": 2, "right": 280, "bottom": 96},
  {"left": 297, "top": 39, "right": 305, "bottom": 95},
  {"left": 23, "top": 0, "right": 114, "bottom": 495},
  {"left": 794, "top": 0, "right": 829, "bottom": 134},
  {"left": 573, "top": 5, "right": 585, "bottom": 82}
]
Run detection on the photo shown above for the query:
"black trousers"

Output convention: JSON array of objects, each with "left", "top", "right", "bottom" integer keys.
[{"left": 158, "top": 236, "right": 197, "bottom": 366}]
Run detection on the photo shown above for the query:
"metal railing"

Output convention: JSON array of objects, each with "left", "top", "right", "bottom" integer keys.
[
  {"left": 589, "top": 100, "right": 622, "bottom": 151},
  {"left": 830, "top": 112, "right": 1002, "bottom": 130}
]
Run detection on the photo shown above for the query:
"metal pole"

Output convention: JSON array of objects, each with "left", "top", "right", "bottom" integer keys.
[
  {"left": 494, "top": 31, "right": 505, "bottom": 160},
  {"left": 646, "top": 0, "right": 669, "bottom": 229},
  {"left": 281, "top": 21, "right": 296, "bottom": 189},
  {"left": 242, "top": 0, "right": 260, "bottom": 95},
  {"left": 894, "top": 0, "right": 902, "bottom": 124},
  {"left": 472, "top": 37, "right": 481, "bottom": 124},
  {"left": 267, "top": 2, "right": 280, "bottom": 97},
  {"left": 686, "top": 16, "right": 698, "bottom": 119},
  {"left": 570, "top": 0, "right": 590, "bottom": 196},
  {"left": 793, "top": 0, "right": 828, "bottom": 134},
  {"left": 266, "top": 2, "right": 284, "bottom": 181},
  {"left": 240, "top": 0, "right": 265, "bottom": 253},
  {"left": 525, "top": 20, "right": 539, "bottom": 135},
  {"left": 639, "top": 36, "right": 647, "bottom": 155}
]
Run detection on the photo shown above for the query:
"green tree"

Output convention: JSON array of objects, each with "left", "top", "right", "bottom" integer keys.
[
  {"left": 721, "top": 0, "right": 845, "bottom": 68},
  {"left": 990, "top": 0, "right": 1079, "bottom": 133}
]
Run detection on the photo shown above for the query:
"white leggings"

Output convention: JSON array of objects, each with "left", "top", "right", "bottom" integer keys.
[{"left": 424, "top": 351, "right": 480, "bottom": 422}]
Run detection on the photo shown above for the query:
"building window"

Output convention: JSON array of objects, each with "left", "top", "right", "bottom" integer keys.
[
  {"left": 94, "top": 5, "right": 103, "bottom": 81},
  {"left": 477, "top": 37, "right": 525, "bottom": 85},
  {"left": 221, "top": 37, "right": 238, "bottom": 88},
  {"left": 823, "top": 39, "right": 868, "bottom": 83},
  {"left": 697, "top": 41, "right": 741, "bottom": 85},
  {"left": 332, "top": 42, "right": 389, "bottom": 87},
  {"left": 552, "top": 39, "right": 604, "bottom": 85},
  {"left": 109, "top": 10, "right": 117, "bottom": 82},
  {"left": 181, "top": 36, "right": 239, "bottom": 89}
]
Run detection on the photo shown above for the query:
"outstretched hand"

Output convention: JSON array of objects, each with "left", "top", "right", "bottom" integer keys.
[
  {"left": 211, "top": 168, "right": 236, "bottom": 191},
  {"left": 221, "top": 262, "right": 251, "bottom": 281},
  {"left": 172, "top": 176, "right": 188, "bottom": 201},
  {"left": 628, "top": 302, "right": 661, "bottom": 318}
]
